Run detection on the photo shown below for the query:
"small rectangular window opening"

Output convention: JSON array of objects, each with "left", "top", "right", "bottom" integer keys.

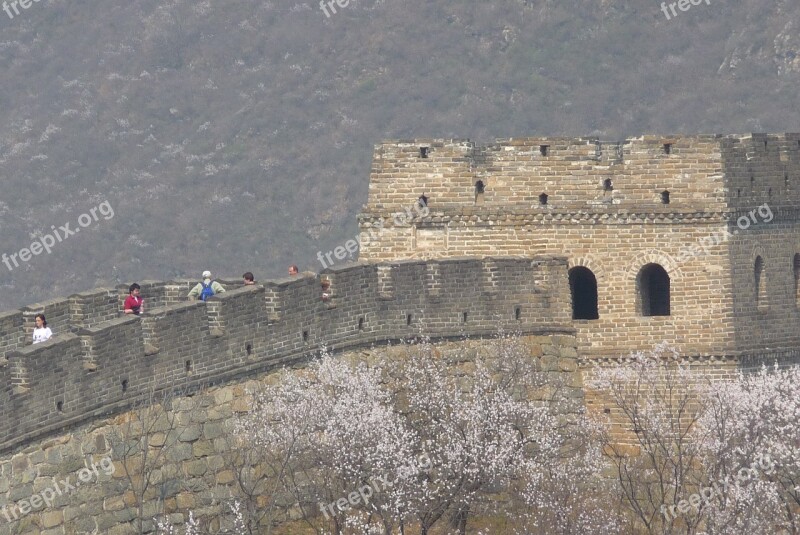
[
  {"left": 56, "top": 401, "right": 63, "bottom": 412},
  {"left": 121, "top": 379, "right": 128, "bottom": 392},
  {"left": 474, "top": 180, "right": 486, "bottom": 205},
  {"left": 462, "top": 312, "right": 468, "bottom": 323},
  {"left": 302, "top": 330, "right": 309, "bottom": 343},
  {"left": 515, "top": 307, "right": 522, "bottom": 320},
  {"left": 185, "top": 360, "right": 192, "bottom": 372},
  {"left": 663, "top": 143, "right": 672, "bottom": 155},
  {"left": 406, "top": 314, "right": 413, "bottom": 326},
  {"left": 419, "top": 147, "right": 429, "bottom": 158},
  {"left": 539, "top": 145, "right": 550, "bottom": 156}
]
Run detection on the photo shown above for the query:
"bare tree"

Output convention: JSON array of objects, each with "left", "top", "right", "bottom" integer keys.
[
  {"left": 109, "top": 385, "right": 198, "bottom": 535},
  {"left": 215, "top": 402, "right": 314, "bottom": 534},
  {"left": 587, "top": 343, "right": 707, "bottom": 535}
]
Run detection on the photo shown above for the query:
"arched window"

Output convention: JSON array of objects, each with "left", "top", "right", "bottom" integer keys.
[
  {"left": 569, "top": 267, "right": 599, "bottom": 320},
  {"left": 754, "top": 256, "right": 766, "bottom": 308},
  {"left": 794, "top": 254, "right": 800, "bottom": 308},
  {"left": 637, "top": 264, "right": 670, "bottom": 316}
]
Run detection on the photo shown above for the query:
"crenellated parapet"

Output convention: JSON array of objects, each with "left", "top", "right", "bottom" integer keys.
[
  {"left": 364, "top": 134, "right": 800, "bottom": 216},
  {"left": 0, "top": 257, "right": 572, "bottom": 453}
]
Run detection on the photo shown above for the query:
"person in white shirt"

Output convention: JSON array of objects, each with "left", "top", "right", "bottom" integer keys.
[{"left": 32, "top": 314, "right": 52, "bottom": 344}]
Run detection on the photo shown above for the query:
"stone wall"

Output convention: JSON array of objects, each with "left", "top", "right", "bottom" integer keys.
[
  {"left": 0, "top": 257, "right": 572, "bottom": 454},
  {"left": 0, "top": 334, "right": 582, "bottom": 535},
  {"left": 726, "top": 210, "right": 800, "bottom": 352}
]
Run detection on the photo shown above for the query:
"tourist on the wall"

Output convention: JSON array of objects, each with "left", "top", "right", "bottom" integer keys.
[
  {"left": 188, "top": 270, "right": 226, "bottom": 301},
  {"left": 288, "top": 265, "right": 299, "bottom": 276},
  {"left": 321, "top": 279, "right": 331, "bottom": 302},
  {"left": 32, "top": 314, "right": 52, "bottom": 344},
  {"left": 123, "top": 283, "right": 144, "bottom": 315},
  {"left": 243, "top": 272, "right": 256, "bottom": 285}
]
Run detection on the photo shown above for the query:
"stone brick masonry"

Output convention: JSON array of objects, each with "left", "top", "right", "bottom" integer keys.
[
  {"left": 358, "top": 134, "right": 800, "bottom": 363},
  {"left": 0, "top": 334, "right": 581, "bottom": 534},
  {"left": 0, "top": 257, "right": 572, "bottom": 455}
]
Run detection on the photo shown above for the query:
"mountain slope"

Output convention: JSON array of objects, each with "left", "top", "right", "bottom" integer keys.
[{"left": 0, "top": 0, "right": 798, "bottom": 310}]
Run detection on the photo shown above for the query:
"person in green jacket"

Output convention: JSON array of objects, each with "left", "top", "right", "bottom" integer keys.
[{"left": 188, "top": 270, "right": 226, "bottom": 301}]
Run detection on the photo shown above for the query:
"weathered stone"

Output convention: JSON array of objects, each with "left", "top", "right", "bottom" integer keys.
[
  {"left": 206, "top": 455, "right": 225, "bottom": 472},
  {"left": 192, "top": 440, "right": 215, "bottom": 458},
  {"left": 108, "top": 524, "right": 138, "bottom": 535},
  {"left": 559, "top": 358, "right": 578, "bottom": 372},
  {"left": 11, "top": 455, "right": 29, "bottom": 473},
  {"left": 230, "top": 398, "right": 251, "bottom": 413},
  {"left": 540, "top": 355, "right": 559, "bottom": 372},
  {"left": 202, "top": 422, "right": 225, "bottom": 440},
  {"left": 165, "top": 443, "right": 193, "bottom": 463},
  {"left": 559, "top": 346, "right": 578, "bottom": 359},
  {"left": 177, "top": 425, "right": 202, "bottom": 443},
  {"left": 104, "top": 495, "right": 126, "bottom": 512},
  {"left": 213, "top": 389, "right": 234, "bottom": 404},
  {"left": 41, "top": 510, "right": 63, "bottom": 528},
  {"left": 176, "top": 492, "right": 196, "bottom": 509},
  {"left": 112, "top": 507, "right": 137, "bottom": 523},
  {"left": 185, "top": 459, "right": 208, "bottom": 477},
  {"left": 148, "top": 432, "right": 167, "bottom": 448},
  {"left": 216, "top": 470, "right": 236, "bottom": 485},
  {"left": 8, "top": 483, "right": 34, "bottom": 501}
]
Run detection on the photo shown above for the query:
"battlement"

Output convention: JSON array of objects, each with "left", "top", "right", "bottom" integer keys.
[
  {"left": 0, "top": 257, "right": 572, "bottom": 453},
  {"left": 366, "top": 134, "right": 800, "bottom": 214}
]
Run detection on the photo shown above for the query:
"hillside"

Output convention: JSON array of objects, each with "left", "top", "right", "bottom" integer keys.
[{"left": 0, "top": 0, "right": 799, "bottom": 310}]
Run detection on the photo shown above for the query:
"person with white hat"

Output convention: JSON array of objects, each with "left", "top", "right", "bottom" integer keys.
[{"left": 187, "top": 270, "right": 226, "bottom": 301}]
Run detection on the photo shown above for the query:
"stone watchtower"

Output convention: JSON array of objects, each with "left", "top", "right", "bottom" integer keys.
[{"left": 358, "top": 134, "right": 800, "bottom": 359}]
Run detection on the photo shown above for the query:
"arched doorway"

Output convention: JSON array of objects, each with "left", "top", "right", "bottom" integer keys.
[
  {"left": 637, "top": 263, "right": 670, "bottom": 316},
  {"left": 569, "top": 266, "right": 599, "bottom": 320}
]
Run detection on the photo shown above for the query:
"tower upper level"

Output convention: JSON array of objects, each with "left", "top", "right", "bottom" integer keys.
[{"left": 365, "top": 134, "right": 800, "bottom": 215}]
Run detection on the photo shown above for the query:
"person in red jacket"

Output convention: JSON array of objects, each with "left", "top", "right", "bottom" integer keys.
[{"left": 123, "top": 283, "right": 144, "bottom": 315}]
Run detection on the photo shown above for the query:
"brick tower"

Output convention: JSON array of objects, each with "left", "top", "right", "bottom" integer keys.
[{"left": 358, "top": 134, "right": 800, "bottom": 359}]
